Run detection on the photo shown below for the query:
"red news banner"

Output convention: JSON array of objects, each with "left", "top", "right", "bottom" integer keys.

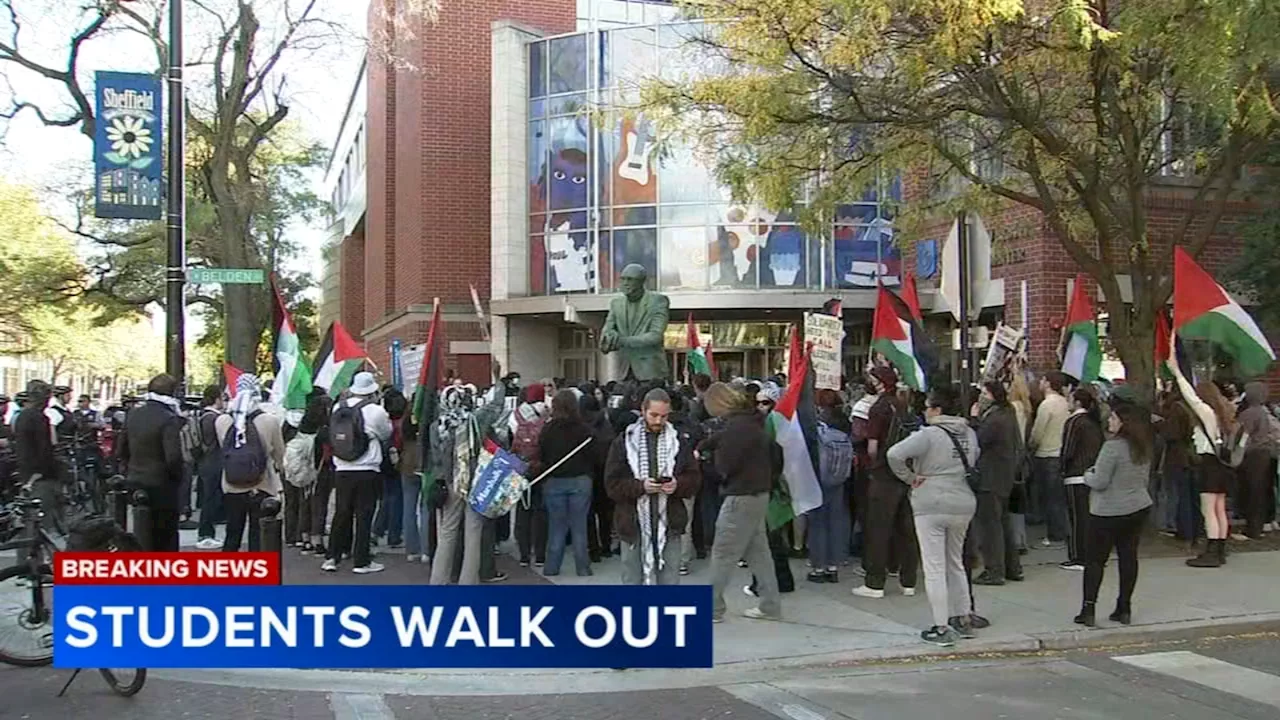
[{"left": 55, "top": 552, "right": 281, "bottom": 585}]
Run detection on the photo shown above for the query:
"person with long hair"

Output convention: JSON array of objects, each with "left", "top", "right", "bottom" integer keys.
[
  {"left": 887, "top": 384, "right": 978, "bottom": 647},
  {"left": 1166, "top": 346, "right": 1238, "bottom": 567},
  {"left": 1060, "top": 388, "right": 1105, "bottom": 571},
  {"left": 537, "top": 389, "right": 598, "bottom": 576},
  {"left": 1006, "top": 372, "right": 1034, "bottom": 554},
  {"left": 1074, "top": 401, "right": 1154, "bottom": 626}
]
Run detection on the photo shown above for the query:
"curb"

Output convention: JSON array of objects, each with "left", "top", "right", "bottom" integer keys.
[{"left": 149, "top": 613, "right": 1280, "bottom": 697}]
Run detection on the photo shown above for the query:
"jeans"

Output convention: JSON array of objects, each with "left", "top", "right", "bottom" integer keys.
[
  {"left": 309, "top": 468, "right": 333, "bottom": 547},
  {"left": 680, "top": 497, "right": 696, "bottom": 565},
  {"left": 860, "top": 473, "right": 919, "bottom": 590},
  {"left": 327, "top": 471, "right": 380, "bottom": 567},
  {"left": 697, "top": 482, "right": 721, "bottom": 553},
  {"left": 222, "top": 491, "right": 263, "bottom": 552},
  {"left": 914, "top": 513, "right": 974, "bottom": 628},
  {"left": 620, "top": 537, "right": 681, "bottom": 585},
  {"left": 373, "top": 472, "right": 403, "bottom": 545},
  {"left": 710, "top": 493, "right": 781, "bottom": 619},
  {"left": 973, "top": 491, "right": 1021, "bottom": 578},
  {"left": 1083, "top": 507, "right": 1148, "bottom": 610},
  {"left": 807, "top": 483, "right": 849, "bottom": 569},
  {"left": 430, "top": 491, "right": 485, "bottom": 585},
  {"left": 283, "top": 483, "right": 311, "bottom": 545},
  {"left": 402, "top": 472, "right": 427, "bottom": 557},
  {"left": 196, "top": 454, "right": 224, "bottom": 540},
  {"left": 1033, "top": 457, "right": 1068, "bottom": 541},
  {"left": 543, "top": 474, "right": 593, "bottom": 576}
]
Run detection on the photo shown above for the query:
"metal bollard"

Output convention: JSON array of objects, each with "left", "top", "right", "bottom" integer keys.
[
  {"left": 130, "top": 489, "right": 153, "bottom": 551},
  {"left": 108, "top": 476, "right": 130, "bottom": 531},
  {"left": 258, "top": 495, "right": 283, "bottom": 583}
]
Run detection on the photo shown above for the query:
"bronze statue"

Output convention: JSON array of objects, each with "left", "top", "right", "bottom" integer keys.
[{"left": 600, "top": 264, "right": 670, "bottom": 381}]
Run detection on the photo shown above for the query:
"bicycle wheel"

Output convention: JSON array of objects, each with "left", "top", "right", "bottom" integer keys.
[
  {"left": 99, "top": 668, "right": 147, "bottom": 697},
  {"left": 0, "top": 563, "right": 54, "bottom": 667}
]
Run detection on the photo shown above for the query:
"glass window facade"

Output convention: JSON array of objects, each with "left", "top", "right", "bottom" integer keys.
[{"left": 527, "top": 23, "right": 902, "bottom": 296}]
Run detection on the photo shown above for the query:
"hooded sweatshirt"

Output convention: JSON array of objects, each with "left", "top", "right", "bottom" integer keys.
[
  {"left": 886, "top": 414, "right": 978, "bottom": 517},
  {"left": 1237, "top": 382, "right": 1274, "bottom": 455}
]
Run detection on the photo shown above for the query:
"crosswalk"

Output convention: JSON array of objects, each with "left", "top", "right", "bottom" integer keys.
[{"left": 1113, "top": 651, "right": 1280, "bottom": 712}]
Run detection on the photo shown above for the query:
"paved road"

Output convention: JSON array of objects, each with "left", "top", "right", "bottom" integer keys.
[{"left": 3, "top": 634, "right": 1277, "bottom": 719}]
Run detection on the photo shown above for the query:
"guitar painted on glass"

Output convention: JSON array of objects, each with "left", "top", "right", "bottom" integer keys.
[{"left": 617, "top": 117, "right": 655, "bottom": 186}]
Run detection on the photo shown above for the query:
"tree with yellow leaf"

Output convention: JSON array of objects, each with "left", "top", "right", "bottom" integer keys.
[{"left": 648, "top": 0, "right": 1279, "bottom": 392}]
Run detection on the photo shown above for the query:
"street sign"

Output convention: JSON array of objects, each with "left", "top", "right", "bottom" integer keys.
[{"left": 188, "top": 268, "right": 265, "bottom": 285}]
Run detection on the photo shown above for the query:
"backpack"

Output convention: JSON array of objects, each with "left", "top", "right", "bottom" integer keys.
[
  {"left": 283, "top": 432, "right": 318, "bottom": 488},
  {"left": 222, "top": 411, "right": 268, "bottom": 488},
  {"left": 817, "top": 422, "right": 854, "bottom": 489},
  {"left": 511, "top": 409, "right": 547, "bottom": 463},
  {"left": 330, "top": 398, "right": 375, "bottom": 462},
  {"left": 179, "top": 414, "right": 203, "bottom": 465}
]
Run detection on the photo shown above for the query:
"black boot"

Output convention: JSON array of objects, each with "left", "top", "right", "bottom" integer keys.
[
  {"left": 1073, "top": 601, "right": 1096, "bottom": 627},
  {"left": 1186, "top": 540, "right": 1222, "bottom": 568},
  {"left": 1216, "top": 538, "right": 1228, "bottom": 565},
  {"left": 1109, "top": 602, "right": 1131, "bottom": 625}
]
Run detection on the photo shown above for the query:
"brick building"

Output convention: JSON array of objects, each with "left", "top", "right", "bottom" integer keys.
[{"left": 325, "top": 0, "right": 1275, "bottom": 388}]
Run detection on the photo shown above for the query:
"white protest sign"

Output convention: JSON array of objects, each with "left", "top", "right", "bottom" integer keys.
[{"left": 804, "top": 312, "right": 844, "bottom": 390}]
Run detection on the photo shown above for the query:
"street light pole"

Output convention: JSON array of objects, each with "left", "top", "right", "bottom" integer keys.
[{"left": 164, "top": 0, "right": 186, "bottom": 390}]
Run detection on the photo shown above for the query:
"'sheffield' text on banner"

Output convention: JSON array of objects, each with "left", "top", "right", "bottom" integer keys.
[
  {"left": 53, "top": 585, "right": 713, "bottom": 669},
  {"left": 94, "top": 71, "right": 163, "bottom": 220}
]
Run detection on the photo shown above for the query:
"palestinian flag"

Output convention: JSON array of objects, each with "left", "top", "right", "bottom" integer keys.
[
  {"left": 871, "top": 285, "right": 929, "bottom": 391},
  {"left": 685, "top": 313, "right": 716, "bottom": 379},
  {"left": 268, "top": 277, "right": 313, "bottom": 411},
  {"left": 768, "top": 348, "right": 824, "bottom": 529},
  {"left": 313, "top": 321, "right": 366, "bottom": 397},
  {"left": 222, "top": 363, "right": 244, "bottom": 398},
  {"left": 1173, "top": 247, "right": 1275, "bottom": 376},
  {"left": 1060, "top": 274, "right": 1102, "bottom": 383},
  {"left": 412, "top": 299, "right": 445, "bottom": 435},
  {"left": 786, "top": 324, "right": 804, "bottom": 382},
  {"left": 902, "top": 272, "right": 923, "bottom": 322},
  {"left": 1154, "top": 308, "right": 1192, "bottom": 382}
]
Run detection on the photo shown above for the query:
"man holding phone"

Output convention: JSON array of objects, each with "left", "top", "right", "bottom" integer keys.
[{"left": 604, "top": 388, "right": 701, "bottom": 585}]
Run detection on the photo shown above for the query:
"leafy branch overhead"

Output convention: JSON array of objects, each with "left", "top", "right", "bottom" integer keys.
[{"left": 648, "top": 0, "right": 1279, "bottom": 388}]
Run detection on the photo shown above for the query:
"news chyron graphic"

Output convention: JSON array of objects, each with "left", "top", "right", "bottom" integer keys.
[{"left": 52, "top": 553, "right": 714, "bottom": 669}]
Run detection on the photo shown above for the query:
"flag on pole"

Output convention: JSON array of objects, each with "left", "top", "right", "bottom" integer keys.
[
  {"left": 1173, "top": 246, "right": 1275, "bottom": 376},
  {"left": 871, "top": 285, "right": 929, "bottom": 391},
  {"left": 313, "top": 321, "right": 366, "bottom": 398},
  {"left": 412, "top": 299, "right": 445, "bottom": 434},
  {"left": 902, "top": 272, "right": 923, "bottom": 323},
  {"left": 769, "top": 348, "right": 824, "bottom": 527},
  {"left": 1059, "top": 274, "right": 1102, "bottom": 383},
  {"left": 786, "top": 325, "right": 804, "bottom": 382},
  {"left": 1154, "top": 307, "right": 1192, "bottom": 381},
  {"left": 268, "top": 277, "right": 313, "bottom": 411},
  {"left": 685, "top": 313, "right": 713, "bottom": 378},
  {"left": 222, "top": 363, "right": 244, "bottom": 398}
]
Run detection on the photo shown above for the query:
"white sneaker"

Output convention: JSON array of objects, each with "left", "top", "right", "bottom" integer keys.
[
  {"left": 902, "top": 587, "right": 917, "bottom": 597},
  {"left": 195, "top": 537, "right": 221, "bottom": 550},
  {"left": 1230, "top": 533, "right": 1250, "bottom": 542},
  {"left": 321, "top": 559, "right": 338, "bottom": 572},
  {"left": 743, "top": 585, "right": 758, "bottom": 598},
  {"left": 405, "top": 554, "right": 420, "bottom": 563},
  {"left": 852, "top": 585, "right": 885, "bottom": 599},
  {"left": 353, "top": 562, "right": 386, "bottom": 575},
  {"left": 743, "top": 607, "right": 781, "bottom": 621}
]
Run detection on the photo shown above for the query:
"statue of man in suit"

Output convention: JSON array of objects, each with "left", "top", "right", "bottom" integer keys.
[{"left": 600, "top": 264, "right": 669, "bottom": 381}]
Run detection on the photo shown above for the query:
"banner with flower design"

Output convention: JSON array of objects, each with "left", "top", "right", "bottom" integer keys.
[{"left": 94, "top": 71, "right": 163, "bottom": 220}]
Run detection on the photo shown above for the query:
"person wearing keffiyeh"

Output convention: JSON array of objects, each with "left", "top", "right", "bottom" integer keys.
[
  {"left": 214, "top": 373, "right": 286, "bottom": 553},
  {"left": 604, "top": 388, "right": 701, "bottom": 585}
]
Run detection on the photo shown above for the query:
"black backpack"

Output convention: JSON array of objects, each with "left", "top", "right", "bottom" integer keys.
[
  {"left": 330, "top": 398, "right": 374, "bottom": 462},
  {"left": 222, "top": 411, "right": 268, "bottom": 488}
]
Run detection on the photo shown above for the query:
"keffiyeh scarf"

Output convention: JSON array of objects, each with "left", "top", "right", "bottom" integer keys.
[
  {"left": 623, "top": 421, "right": 680, "bottom": 585},
  {"left": 142, "top": 391, "right": 182, "bottom": 416},
  {"left": 227, "top": 374, "right": 263, "bottom": 448}
]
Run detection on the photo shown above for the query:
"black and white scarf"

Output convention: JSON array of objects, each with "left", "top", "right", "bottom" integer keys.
[{"left": 623, "top": 421, "right": 680, "bottom": 585}]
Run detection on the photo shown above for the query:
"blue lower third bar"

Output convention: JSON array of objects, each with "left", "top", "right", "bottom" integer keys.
[{"left": 52, "top": 584, "right": 714, "bottom": 669}]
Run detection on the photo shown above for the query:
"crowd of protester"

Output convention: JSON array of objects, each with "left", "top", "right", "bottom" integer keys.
[{"left": 4, "top": 352, "right": 1278, "bottom": 648}]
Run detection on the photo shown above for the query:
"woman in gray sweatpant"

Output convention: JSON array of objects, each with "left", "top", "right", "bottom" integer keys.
[{"left": 886, "top": 385, "right": 978, "bottom": 648}]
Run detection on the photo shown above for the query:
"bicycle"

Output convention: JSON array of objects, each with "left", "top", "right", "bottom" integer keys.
[{"left": 0, "top": 493, "right": 147, "bottom": 697}]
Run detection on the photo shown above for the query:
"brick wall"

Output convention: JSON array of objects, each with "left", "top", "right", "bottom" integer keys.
[
  {"left": 339, "top": 230, "right": 366, "bottom": 337},
  {"left": 360, "top": 0, "right": 576, "bottom": 380}
]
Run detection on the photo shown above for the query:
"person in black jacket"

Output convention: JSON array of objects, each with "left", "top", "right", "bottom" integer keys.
[
  {"left": 972, "top": 381, "right": 1024, "bottom": 585},
  {"left": 1060, "top": 388, "right": 1105, "bottom": 570},
  {"left": 14, "top": 380, "right": 62, "bottom": 532},
  {"left": 194, "top": 384, "right": 226, "bottom": 549},
  {"left": 701, "top": 382, "right": 782, "bottom": 623},
  {"left": 117, "top": 374, "right": 186, "bottom": 551},
  {"left": 538, "top": 389, "right": 599, "bottom": 577}
]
